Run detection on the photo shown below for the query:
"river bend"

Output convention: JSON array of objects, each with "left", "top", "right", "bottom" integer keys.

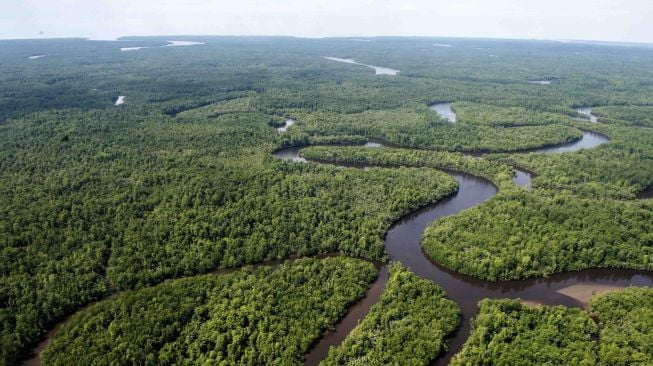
[{"left": 272, "top": 131, "right": 651, "bottom": 366}]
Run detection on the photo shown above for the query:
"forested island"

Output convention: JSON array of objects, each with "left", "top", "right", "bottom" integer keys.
[{"left": 1, "top": 36, "right": 652, "bottom": 366}]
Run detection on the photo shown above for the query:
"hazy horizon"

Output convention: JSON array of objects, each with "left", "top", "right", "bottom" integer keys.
[{"left": 2, "top": 0, "right": 652, "bottom": 43}]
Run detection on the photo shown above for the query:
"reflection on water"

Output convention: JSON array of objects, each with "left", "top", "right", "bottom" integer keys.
[
  {"left": 121, "top": 40, "right": 204, "bottom": 52},
  {"left": 512, "top": 169, "right": 532, "bottom": 189},
  {"left": 523, "top": 131, "right": 608, "bottom": 154},
  {"left": 114, "top": 96, "right": 125, "bottom": 106},
  {"left": 430, "top": 103, "right": 456, "bottom": 123},
  {"left": 528, "top": 80, "right": 553, "bottom": 85},
  {"left": 273, "top": 146, "right": 307, "bottom": 163},
  {"left": 576, "top": 107, "right": 599, "bottom": 123},
  {"left": 120, "top": 46, "right": 149, "bottom": 51},
  {"left": 323, "top": 56, "right": 400, "bottom": 75},
  {"left": 277, "top": 119, "right": 295, "bottom": 133},
  {"left": 364, "top": 141, "right": 383, "bottom": 148},
  {"left": 272, "top": 134, "right": 648, "bottom": 366},
  {"left": 164, "top": 41, "right": 205, "bottom": 47}
]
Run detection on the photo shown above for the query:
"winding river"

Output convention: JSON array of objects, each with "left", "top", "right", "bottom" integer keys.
[
  {"left": 519, "top": 130, "right": 608, "bottom": 154},
  {"left": 273, "top": 131, "right": 652, "bottom": 366},
  {"left": 323, "top": 57, "right": 400, "bottom": 76},
  {"left": 24, "top": 129, "right": 647, "bottom": 366}
]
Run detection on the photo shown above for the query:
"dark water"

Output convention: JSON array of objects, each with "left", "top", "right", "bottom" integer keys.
[
  {"left": 512, "top": 168, "right": 533, "bottom": 189},
  {"left": 25, "top": 132, "right": 630, "bottom": 366},
  {"left": 271, "top": 133, "right": 652, "bottom": 366},
  {"left": 301, "top": 167, "right": 652, "bottom": 365},
  {"left": 304, "top": 265, "right": 389, "bottom": 365},
  {"left": 637, "top": 186, "right": 653, "bottom": 199}
]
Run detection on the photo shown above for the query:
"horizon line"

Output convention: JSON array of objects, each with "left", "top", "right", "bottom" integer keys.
[{"left": 1, "top": 34, "right": 653, "bottom": 47}]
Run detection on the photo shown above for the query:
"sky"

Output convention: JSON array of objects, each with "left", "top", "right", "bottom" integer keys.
[{"left": 1, "top": 0, "right": 652, "bottom": 43}]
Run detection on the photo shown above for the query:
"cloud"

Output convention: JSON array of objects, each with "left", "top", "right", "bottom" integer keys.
[{"left": 1, "top": 0, "right": 651, "bottom": 43}]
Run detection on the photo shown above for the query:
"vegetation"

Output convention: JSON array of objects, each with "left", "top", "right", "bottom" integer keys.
[
  {"left": 301, "top": 145, "right": 516, "bottom": 189},
  {"left": 494, "top": 123, "right": 653, "bottom": 199},
  {"left": 321, "top": 264, "right": 460, "bottom": 366},
  {"left": 590, "top": 287, "right": 653, "bottom": 365},
  {"left": 292, "top": 106, "right": 583, "bottom": 153},
  {"left": 453, "top": 101, "right": 571, "bottom": 127},
  {"left": 302, "top": 144, "right": 653, "bottom": 282},
  {"left": 2, "top": 36, "right": 653, "bottom": 364},
  {"left": 423, "top": 190, "right": 653, "bottom": 281},
  {"left": 592, "top": 105, "right": 653, "bottom": 128},
  {"left": 450, "top": 299, "right": 598, "bottom": 366},
  {"left": 452, "top": 288, "right": 653, "bottom": 366},
  {"left": 0, "top": 106, "right": 457, "bottom": 364},
  {"left": 42, "top": 257, "right": 377, "bottom": 366}
]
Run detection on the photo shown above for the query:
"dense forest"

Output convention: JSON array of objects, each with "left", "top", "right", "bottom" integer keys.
[
  {"left": 589, "top": 287, "right": 653, "bottom": 365},
  {"left": 592, "top": 105, "right": 653, "bottom": 128},
  {"left": 289, "top": 106, "right": 584, "bottom": 153},
  {"left": 301, "top": 146, "right": 516, "bottom": 189},
  {"left": 450, "top": 299, "right": 599, "bottom": 365},
  {"left": 0, "top": 107, "right": 456, "bottom": 364},
  {"left": 301, "top": 144, "right": 653, "bottom": 281},
  {"left": 321, "top": 264, "right": 460, "bottom": 366},
  {"left": 452, "top": 288, "right": 653, "bottom": 365},
  {"left": 42, "top": 257, "right": 377, "bottom": 365},
  {"left": 1, "top": 36, "right": 653, "bottom": 365},
  {"left": 423, "top": 191, "right": 653, "bottom": 281},
  {"left": 494, "top": 122, "right": 653, "bottom": 199}
]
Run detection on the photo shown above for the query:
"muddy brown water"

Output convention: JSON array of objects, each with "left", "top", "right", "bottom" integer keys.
[
  {"left": 25, "top": 131, "right": 648, "bottom": 366},
  {"left": 273, "top": 133, "right": 652, "bottom": 366}
]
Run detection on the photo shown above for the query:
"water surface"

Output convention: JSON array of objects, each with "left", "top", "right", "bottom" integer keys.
[
  {"left": 164, "top": 41, "right": 205, "bottom": 47},
  {"left": 528, "top": 80, "right": 553, "bottom": 85},
  {"left": 576, "top": 107, "right": 599, "bottom": 123},
  {"left": 323, "top": 56, "right": 400, "bottom": 76},
  {"left": 277, "top": 119, "right": 295, "bottom": 133},
  {"left": 121, "top": 40, "right": 204, "bottom": 51},
  {"left": 522, "top": 131, "right": 608, "bottom": 154},
  {"left": 120, "top": 46, "right": 149, "bottom": 51},
  {"left": 272, "top": 132, "right": 641, "bottom": 366},
  {"left": 23, "top": 132, "right": 624, "bottom": 366},
  {"left": 509, "top": 131, "right": 609, "bottom": 187},
  {"left": 430, "top": 103, "right": 456, "bottom": 123},
  {"left": 637, "top": 187, "right": 653, "bottom": 199},
  {"left": 114, "top": 96, "right": 125, "bottom": 106},
  {"left": 364, "top": 141, "right": 383, "bottom": 148},
  {"left": 512, "top": 168, "right": 533, "bottom": 189},
  {"left": 304, "top": 265, "right": 388, "bottom": 365}
]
